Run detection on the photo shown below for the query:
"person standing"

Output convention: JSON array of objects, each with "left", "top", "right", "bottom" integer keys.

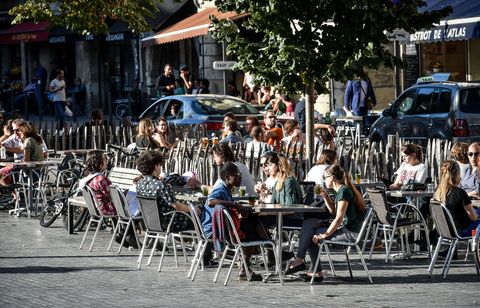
[
  {"left": 263, "top": 110, "right": 283, "bottom": 151},
  {"left": 155, "top": 64, "right": 175, "bottom": 97},
  {"left": 49, "top": 69, "right": 66, "bottom": 129},
  {"left": 179, "top": 65, "right": 193, "bottom": 94},
  {"left": 344, "top": 76, "right": 376, "bottom": 116}
]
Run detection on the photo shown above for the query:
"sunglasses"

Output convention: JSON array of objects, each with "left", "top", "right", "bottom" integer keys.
[
  {"left": 268, "top": 116, "right": 277, "bottom": 119},
  {"left": 13, "top": 128, "right": 20, "bottom": 133},
  {"left": 468, "top": 152, "right": 479, "bottom": 157},
  {"left": 323, "top": 174, "right": 333, "bottom": 180}
]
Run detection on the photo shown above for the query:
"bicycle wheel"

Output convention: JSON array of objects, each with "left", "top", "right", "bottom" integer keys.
[
  {"left": 115, "top": 104, "right": 129, "bottom": 120},
  {"left": 62, "top": 206, "right": 88, "bottom": 231},
  {"left": 39, "top": 202, "right": 60, "bottom": 227}
]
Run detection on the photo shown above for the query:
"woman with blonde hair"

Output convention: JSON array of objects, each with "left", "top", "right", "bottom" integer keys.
[
  {"left": 285, "top": 164, "right": 365, "bottom": 282},
  {"left": 136, "top": 118, "right": 160, "bottom": 149},
  {"left": 433, "top": 160, "right": 479, "bottom": 237}
]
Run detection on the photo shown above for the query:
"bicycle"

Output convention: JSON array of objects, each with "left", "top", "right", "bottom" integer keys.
[{"left": 39, "top": 162, "right": 86, "bottom": 230}]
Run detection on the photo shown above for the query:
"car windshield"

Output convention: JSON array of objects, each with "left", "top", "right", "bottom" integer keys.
[
  {"left": 196, "top": 98, "right": 259, "bottom": 115},
  {"left": 459, "top": 88, "right": 480, "bottom": 113}
]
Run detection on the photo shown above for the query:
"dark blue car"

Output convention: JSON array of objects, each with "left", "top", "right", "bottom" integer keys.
[{"left": 139, "top": 94, "right": 263, "bottom": 132}]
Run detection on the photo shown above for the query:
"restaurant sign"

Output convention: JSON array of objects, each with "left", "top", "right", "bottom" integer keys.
[{"left": 409, "top": 22, "right": 480, "bottom": 43}]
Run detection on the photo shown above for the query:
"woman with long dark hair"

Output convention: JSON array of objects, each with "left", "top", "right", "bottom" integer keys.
[{"left": 285, "top": 164, "right": 365, "bottom": 282}]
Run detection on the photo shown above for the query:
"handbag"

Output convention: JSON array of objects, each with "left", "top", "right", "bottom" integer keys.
[{"left": 360, "top": 83, "right": 375, "bottom": 109}]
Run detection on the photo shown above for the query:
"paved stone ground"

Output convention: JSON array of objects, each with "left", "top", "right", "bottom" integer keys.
[{"left": 0, "top": 210, "right": 479, "bottom": 308}]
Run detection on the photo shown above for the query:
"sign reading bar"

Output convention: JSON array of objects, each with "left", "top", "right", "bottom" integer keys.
[{"left": 213, "top": 61, "right": 237, "bottom": 70}]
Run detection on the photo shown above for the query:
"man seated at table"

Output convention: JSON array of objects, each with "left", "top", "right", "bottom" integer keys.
[
  {"left": 460, "top": 142, "right": 480, "bottom": 198},
  {"left": 219, "top": 120, "right": 243, "bottom": 145},
  {"left": 201, "top": 162, "right": 268, "bottom": 281}
]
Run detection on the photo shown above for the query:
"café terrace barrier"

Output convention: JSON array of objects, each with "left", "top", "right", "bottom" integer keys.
[{"left": 31, "top": 120, "right": 452, "bottom": 185}]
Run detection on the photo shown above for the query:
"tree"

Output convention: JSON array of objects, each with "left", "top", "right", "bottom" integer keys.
[
  {"left": 9, "top": 0, "right": 163, "bottom": 34},
  {"left": 211, "top": 0, "right": 451, "bottom": 161}
]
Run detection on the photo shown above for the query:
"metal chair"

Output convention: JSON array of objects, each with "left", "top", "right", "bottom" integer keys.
[
  {"left": 310, "top": 208, "right": 374, "bottom": 284},
  {"left": 367, "top": 188, "right": 431, "bottom": 263},
  {"left": 187, "top": 202, "right": 213, "bottom": 281},
  {"left": 79, "top": 186, "right": 116, "bottom": 251},
  {"left": 428, "top": 201, "right": 472, "bottom": 279},
  {"left": 108, "top": 185, "right": 142, "bottom": 254},
  {"left": 213, "top": 207, "right": 276, "bottom": 286},
  {"left": 136, "top": 195, "right": 192, "bottom": 271}
]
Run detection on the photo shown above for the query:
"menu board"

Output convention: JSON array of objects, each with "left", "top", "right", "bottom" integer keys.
[{"left": 405, "top": 44, "right": 419, "bottom": 88}]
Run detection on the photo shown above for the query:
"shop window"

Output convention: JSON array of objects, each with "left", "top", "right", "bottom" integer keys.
[
  {"left": 460, "top": 88, "right": 480, "bottom": 113},
  {"left": 436, "top": 89, "right": 452, "bottom": 113}
]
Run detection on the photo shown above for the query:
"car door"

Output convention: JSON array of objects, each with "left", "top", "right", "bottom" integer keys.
[
  {"left": 404, "top": 87, "right": 439, "bottom": 141},
  {"left": 388, "top": 88, "right": 418, "bottom": 139}
]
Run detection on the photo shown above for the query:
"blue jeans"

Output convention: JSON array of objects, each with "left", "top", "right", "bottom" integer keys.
[
  {"left": 54, "top": 101, "right": 65, "bottom": 127},
  {"left": 459, "top": 208, "right": 480, "bottom": 237}
]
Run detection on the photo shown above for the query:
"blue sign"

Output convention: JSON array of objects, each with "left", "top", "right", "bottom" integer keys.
[{"left": 409, "top": 22, "right": 480, "bottom": 43}]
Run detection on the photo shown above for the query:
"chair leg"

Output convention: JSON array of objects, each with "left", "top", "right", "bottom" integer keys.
[
  {"left": 385, "top": 228, "right": 395, "bottom": 263},
  {"left": 179, "top": 234, "right": 188, "bottom": 263},
  {"left": 188, "top": 240, "right": 204, "bottom": 280},
  {"left": 118, "top": 221, "right": 132, "bottom": 254},
  {"left": 214, "top": 247, "right": 230, "bottom": 283},
  {"left": 356, "top": 245, "right": 373, "bottom": 283},
  {"left": 89, "top": 217, "right": 104, "bottom": 252},
  {"left": 442, "top": 240, "right": 458, "bottom": 279},
  {"left": 428, "top": 237, "right": 443, "bottom": 276},
  {"left": 108, "top": 220, "right": 121, "bottom": 252},
  {"left": 147, "top": 236, "right": 159, "bottom": 266},
  {"left": 192, "top": 242, "right": 209, "bottom": 282},
  {"left": 345, "top": 248, "right": 353, "bottom": 279},
  {"left": 158, "top": 234, "right": 170, "bottom": 272},
  {"left": 362, "top": 218, "right": 375, "bottom": 254},
  {"left": 137, "top": 233, "right": 150, "bottom": 270},
  {"left": 79, "top": 218, "right": 94, "bottom": 250},
  {"left": 171, "top": 235, "right": 179, "bottom": 267},
  {"left": 324, "top": 244, "right": 335, "bottom": 276},
  {"left": 311, "top": 243, "right": 324, "bottom": 285},
  {"left": 369, "top": 224, "right": 380, "bottom": 261}
]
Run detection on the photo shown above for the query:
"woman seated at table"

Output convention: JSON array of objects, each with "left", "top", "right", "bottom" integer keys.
[
  {"left": 261, "top": 152, "right": 303, "bottom": 227},
  {"left": 201, "top": 162, "right": 268, "bottom": 281},
  {"left": 18, "top": 121, "right": 45, "bottom": 162},
  {"left": 433, "top": 160, "right": 480, "bottom": 237},
  {"left": 80, "top": 150, "right": 116, "bottom": 216},
  {"left": 255, "top": 151, "right": 277, "bottom": 203},
  {"left": 153, "top": 117, "right": 177, "bottom": 150},
  {"left": 450, "top": 142, "right": 469, "bottom": 180},
  {"left": 389, "top": 143, "right": 427, "bottom": 190},
  {"left": 136, "top": 118, "right": 160, "bottom": 149},
  {"left": 285, "top": 164, "right": 365, "bottom": 282},
  {"left": 136, "top": 150, "right": 192, "bottom": 232},
  {"left": 281, "top": 119, "right": 305, "bottom": 152},
  {"left": 245, "top": 126, "right": 270, "bottom": 159},
  {"left": 304, "top": 149, "right": 337, "bottom": 187}
]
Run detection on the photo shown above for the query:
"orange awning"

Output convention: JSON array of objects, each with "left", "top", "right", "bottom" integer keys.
[{"left": 142, "top": 7, "right": 247, "bottom": 46}]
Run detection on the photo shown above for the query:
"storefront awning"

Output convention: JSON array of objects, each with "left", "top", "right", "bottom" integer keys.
[
  {"left": 0, "top": 21, "right": 49, "bottom": 44},
  {"left": 48, "top": 27, "right": 95, "bottom": 43},
  {"left": 142, "top": 7, "right": 248, "bottom": 46},
  {"left": 407, "top": 0, "right": 480, "bottom": 43},
  {"left": 409, "top": 21, "right": 480, "bottom": 43}
]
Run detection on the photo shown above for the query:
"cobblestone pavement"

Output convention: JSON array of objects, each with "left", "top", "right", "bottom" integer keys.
[{"left": 0, "top": 211, "right": 479, "bottom": 308}]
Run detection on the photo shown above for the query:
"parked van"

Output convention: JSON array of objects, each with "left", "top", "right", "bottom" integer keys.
[{"left": 369, "top": 81, "right": 480, "bottom": 144}]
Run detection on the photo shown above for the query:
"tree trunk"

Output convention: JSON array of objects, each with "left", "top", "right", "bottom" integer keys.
[{"left": 305, "top": 82, "right": 315, "bottom": 171}]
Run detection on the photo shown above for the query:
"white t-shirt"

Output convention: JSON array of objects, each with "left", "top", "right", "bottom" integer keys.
[
  {"left": 305, "top": 164, "right": 330, "bottom": 187},
  {"left": 50, "top": 78, "right": 66, "bottom": 102},
  {"left": 394, "top": 162, "right": 427, "bottom": 185},
  {"left": 457, "top": 161, "right": 469, "bottom": 180}
]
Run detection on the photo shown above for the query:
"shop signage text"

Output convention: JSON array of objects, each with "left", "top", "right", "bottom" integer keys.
[
  {"left": 213, "top": 61, "right": 237, "bottom": 70},
  {"left": 409, "top": 22, "right": 479, "bottom": 43}
]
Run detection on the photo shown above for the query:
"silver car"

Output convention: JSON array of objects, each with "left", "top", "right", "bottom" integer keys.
[{"left": 369, "top": 81, "right": 480, "bottom": 144}]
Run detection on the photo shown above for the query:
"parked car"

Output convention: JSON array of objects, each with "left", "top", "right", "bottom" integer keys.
[
  {"left": 369, "top": 81, "right": 480, "bottom": 145},
  {"left": 139, "top": 94, "right": 263, "bottom": 132}
]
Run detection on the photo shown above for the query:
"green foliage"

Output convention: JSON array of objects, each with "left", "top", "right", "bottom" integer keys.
[
  {"left": 212, "top": 0, "right": 451, "bottom": 93},
  {"left": 9, "top": 0, "right": 162, "bottom": 35}
]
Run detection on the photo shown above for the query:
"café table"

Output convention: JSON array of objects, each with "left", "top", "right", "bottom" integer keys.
[
  {"left": 354, "top": 180, "right": 384, "bottom": 190},
  {"left": 176, "top": 193, "right": 257, "bottom": 203},
  {"left": 253, "top": 203, "right": 327, "bottom": 284},
  {"left": 1, "top": 160, "right": 60, "bottom": 218},
  {"left": 386, "top": 189, "right": 434, "bottom": 254}
]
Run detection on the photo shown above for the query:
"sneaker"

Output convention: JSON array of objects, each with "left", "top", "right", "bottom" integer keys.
[{"left": 239, "top": 270, "right": 263, "bottom": 282}]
